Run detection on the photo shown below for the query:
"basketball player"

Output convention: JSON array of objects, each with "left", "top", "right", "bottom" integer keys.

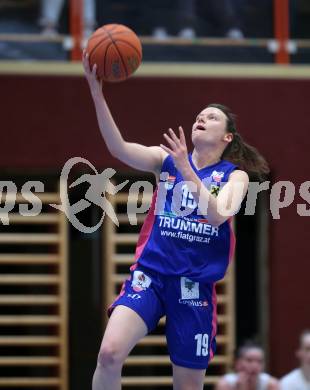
[
  {"left": 280, "top": 330, "right": 310, "bottom": 390},
  {"left": 216, "top": 343, "right": 279, "bottom": 390},
  {"left": 83, "top": 51, "right": 269, "bottom": 390}
]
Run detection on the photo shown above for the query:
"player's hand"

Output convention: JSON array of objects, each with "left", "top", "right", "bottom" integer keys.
[
  {"left": 82, "top": 49, "right": 102, "bottom": 96},
  {"left": 160, "top": 127, "right": 190, "bottom": 173}
]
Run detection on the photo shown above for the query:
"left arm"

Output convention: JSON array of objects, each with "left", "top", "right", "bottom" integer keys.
[{"left": 161, "top": 127, "right": 249, "bottom": 226}]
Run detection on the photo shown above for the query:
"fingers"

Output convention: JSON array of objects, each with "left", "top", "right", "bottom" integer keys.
[
  {"left": 178, "top": 126, "right": 186, "bottom": 145},
  {"left": 163, "top": 132, "right": 177, "bottom": 150},
  {"left": 92, "top": 63, "right": 97, "bottom": 77},
  {"left": 162, "top": 127, "right": 187, "bottom": 156},
  {"left": 82, "top": 50, "right": 90, "bottom": 72},
  {"left": 82, "top": 50, "right": 97, "bottom": 78},
  {"left": 168, "top": 128, "right": 180, "bottom": 145}
]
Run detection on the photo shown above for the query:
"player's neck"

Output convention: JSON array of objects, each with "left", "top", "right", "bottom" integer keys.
[
  {"left": 191, "top": 148, "right": 222, "bottom": 170},
  {"left": 301, "top": 365, "right": 310, "bottom": 382}
]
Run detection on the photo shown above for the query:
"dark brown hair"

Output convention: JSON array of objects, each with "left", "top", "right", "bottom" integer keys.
[{"left": 208, "top": 103, "right": 270, "bottom": 179}]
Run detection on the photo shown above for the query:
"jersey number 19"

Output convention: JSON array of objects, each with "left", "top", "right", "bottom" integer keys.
[{"left": 194, "top": 333, "right": 209, "bottom": 356}]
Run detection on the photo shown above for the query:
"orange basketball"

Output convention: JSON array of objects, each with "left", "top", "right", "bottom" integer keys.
[{"left": 86, "top": 24, "right": 142, "bottom": 82}]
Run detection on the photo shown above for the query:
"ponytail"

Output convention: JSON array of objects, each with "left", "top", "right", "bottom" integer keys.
[{"left": 208, "top": 104, "right": 270, "bottom": 180}]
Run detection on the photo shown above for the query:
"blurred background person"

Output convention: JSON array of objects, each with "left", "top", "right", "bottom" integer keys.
[
  {"left": 216, "top": 342, "right": 279, "bottom": 390},
  {"left": 204, "top": 0, "right": 244, "bottom": 39},
  {"left": 280, "top": 330, "right": 310, "bottom": 390},
  {"left": 151, "top": 0, "right": 244, "bottom": 40},
  {"left": 39, "top": 0, "right": 96, "bottom": 38},
  {"left": 149, "top": 0, "right": 174, "bottom": 40}
]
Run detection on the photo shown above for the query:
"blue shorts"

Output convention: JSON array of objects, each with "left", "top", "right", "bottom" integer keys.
[{"left": 108, "top": 264, "right": 217, "bottom": 369}]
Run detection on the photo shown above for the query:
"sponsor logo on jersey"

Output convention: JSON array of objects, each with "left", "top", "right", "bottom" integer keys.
[
  {"left": 158, "top": 215, "right": 219, "bottom": 237},
  {"left": 179, "top": 277, "right": 208, "bottom": 307},
  {"left": 178, "top": 298, "right": 209, "bottom": 307},
  {"left": 181, "top": 277, "right": 199, "bottom": 299},
  {"left": 164, "top": 175, "right": 176, "bottom": 190},
  {"left": 210, "top": 184, "right": 220, "bottom": 197},
  {"left": 131, "top": 271, "right": 152, "bottom": 292},
  {"left": 211, "top": 170, "right": 224, "bottom": 183}
]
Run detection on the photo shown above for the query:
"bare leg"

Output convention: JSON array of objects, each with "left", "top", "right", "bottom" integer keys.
[
  {"left": 172, "top": 363, "right": 206, "bottom": 390},
  {"left": 92, "top": 305, "right": 148, "bottom": 390},
  {"left": 84, "top": 0, "right": 96, "bottom": 36},
  {"left": 40, "top": 0, "right": 64, "bottom": 27}
]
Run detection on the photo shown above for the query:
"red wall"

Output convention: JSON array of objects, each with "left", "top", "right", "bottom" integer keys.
[{"left": 1, "top": 74, "right": 310, "bottom": 376}]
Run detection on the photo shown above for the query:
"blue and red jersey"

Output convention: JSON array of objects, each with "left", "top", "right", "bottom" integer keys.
[{"left": 132, "top": 154, "right": 237, "bottom": 282}]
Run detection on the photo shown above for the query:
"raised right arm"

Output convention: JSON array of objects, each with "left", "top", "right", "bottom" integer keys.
[{"left": 82, "top": 51, "right": 166, "bottom": 175}]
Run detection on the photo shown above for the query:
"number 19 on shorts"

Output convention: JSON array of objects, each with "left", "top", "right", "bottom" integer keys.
[{"left": 195, "top": 333, "right": 209, "bottom": 356}]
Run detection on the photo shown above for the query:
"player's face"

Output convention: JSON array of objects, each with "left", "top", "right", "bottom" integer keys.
[
  {"left": 191, "top": 107, "right": 233, "bottom": 147},
  {"left": 240, "top": 348, "right": 264, "bottom": 377},
  {"left": 234, "top": 357, "right": 244, "bottom": 372},
  {"left": 297, "top": 334, "right": 310, "bottom": 367}
]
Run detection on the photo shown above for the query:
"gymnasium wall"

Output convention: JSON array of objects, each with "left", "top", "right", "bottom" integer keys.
[{"left": 1, "top": 73, "right": 310, "bottom": 376}]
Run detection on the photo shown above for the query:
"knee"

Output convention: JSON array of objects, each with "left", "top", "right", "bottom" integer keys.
[{"left": 97, "top": 342, "right": 126, "bottom": 369}]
